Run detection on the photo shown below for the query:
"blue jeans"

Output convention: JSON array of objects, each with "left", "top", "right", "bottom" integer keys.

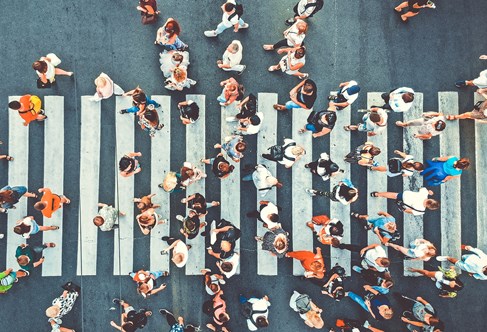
[
  {"left": 347, "top": 291, "right": 369, "bottom": 313},
  {"left": 242, "top": 174, "right": 253, "bottom": 181},
  {"left": 126, "top": 97, "right": 161, "bottom": 113},
  {"left": 157, "top": 37, "right": 187, "bottom": 51},
  {"left": 215, "top": 19, "right": 246, "bottom": 35},
  {"left": 305, "top": 123, "right": 318, "bottom": 133},
  {"left": 239, "top": 295, "right": 249, "bottom": 304},
  {"left": 285, "top": 101, "right": 302, "bottom": 110}
]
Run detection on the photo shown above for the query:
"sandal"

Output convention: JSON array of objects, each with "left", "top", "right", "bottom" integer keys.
[
  {"left": 262, "top": 45, "right": 274, "bottom": 51},
  {"left": 5, "top": 155, "right": 13, "bottom": 161},
  {"left": 343, "top": 125, "right": 352, "bottom": 131},
  {"left": 45, "top": 242, "right": 56, "bottom": 248},
  {"left": 51, "top": 226, "right": 60, "bottom": 230},
  {"left": 370, "top": 191, "right": 379, "bottom": 197},
  {"left": 446, "top": 115, "right": 457, "bottom": 121}
]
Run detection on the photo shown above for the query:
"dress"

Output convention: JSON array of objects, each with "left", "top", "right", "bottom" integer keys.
[
  {"left": 37, "top": 53, "right": 62, "bottom": 83},
  {"left": 421, "top": 157, "right": 461, "bottom": 186},
  {"left": 98, "top": 205, "right": 119, "bottom": 231},
  {"left": 51, "top": 291, "right": 79, "bottom": 319},
  {"left": 279, "top": 51, "right": 305, "bottom": 75},
  {"left": 261, "top": 228, "right": 288, "bottom": 258}
]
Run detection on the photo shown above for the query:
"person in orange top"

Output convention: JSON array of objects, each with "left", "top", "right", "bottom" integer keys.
[
  {"left": 286, "top": 247, "right": 325, "bottom": 279},
  {"left": 8, "top": 95, "right": 47, "bottom": 126},
  {"left": 33, "top": 187, "right": 70, "bottom": 218}
]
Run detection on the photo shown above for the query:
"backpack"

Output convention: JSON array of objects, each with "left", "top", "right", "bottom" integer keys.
[
  {"left": 228, "top": 3, "right": 244, "bottom": 20},
  {"left": 387, "top": 158, "right": 402, "bottom": 174},
  {"left": 305, "top": 0, "right": 324, "bottom": 17},
  {"left": 268, "top": 142, "right": 296, "bottom": 161},
  {"left": 295, "top": 293, "right": 312, "bottom": 314}
]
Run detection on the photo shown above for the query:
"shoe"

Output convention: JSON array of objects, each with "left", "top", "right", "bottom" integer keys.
[
  {"left": 201, "top": 268, "right": 211, "bottom": 274},
  {"left": 176, "top": 215, "right": 184, "bottom": 222},
  {"left": 350, "top": 212, "right": 361, "bottom": 219},
  {"left": 160, "top": 251, "right": 168, "bottom": 255},
  {"left": 285, "top": 18, "right": 294, "bottom": 26},
  {"left": 363, "top": 320, "right": 371, "bottom": 328},
  {"left": 304, "top": 163, "right": 310, "bottom": 168},
  {"left": 240, "top": 23, "right": 249, "bottom": 29},
  {"left": 119, "top": 109, "right": 128, "bottom": 114},
  {"left": 305, "top": 188, "right": 317, "bottom": 197},
  {"left": 237, "top": 65, "right": 246, "bottom": 75},
  {"left": 161, "top": 236, "right": 170, "bottom": 241},
  {"left": 327, "top": 95, "right": 335, "bottom": 101},
  {"left": 436, "top": 256, "right": 449, "bottom": 262},
  {"left": 186, "top": 244, "right": 192, "bottom": 250},
  {"left": 204, "top": 30, "right": 217, "bottom": 37},
  {"left": 162, "top": 271, "right": 170, "bottom": 277},
  {"left": 352, "top": 266, "right": 363, "bottom": 274},
  {"left": 158, "top": 183, "right": 164, "bottom": 188},
  {"left": 0, "top": 207, "right": 7, "bottom": 213},
  {"left": 226, "top": 116, "right": 238, "bottom": 122},
  {"left": 455, "top": 80, "right": 467, "bottom": 88},
  {"left": 159, "top": 309, "right": 170, "bottom": 316},
  {"left": 0, "top": 234, "right": 3, "bottom": 239},
  {"left": 112, "top": 298, "right": 122, "bottom": 305},
  {"left": 299, "top": 73, "right": 309, "bottom": 79}
]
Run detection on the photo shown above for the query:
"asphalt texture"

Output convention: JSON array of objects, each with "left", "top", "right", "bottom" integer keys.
[{"left": 0, "top": 0, "right": 487, "bottom": 331}]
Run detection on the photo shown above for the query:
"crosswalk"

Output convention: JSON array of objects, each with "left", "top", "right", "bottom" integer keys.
[{"left": 1, "top": 92, "right": 481, "bottom": 277}]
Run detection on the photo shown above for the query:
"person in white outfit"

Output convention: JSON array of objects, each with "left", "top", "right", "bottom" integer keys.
[
  {"left": 242, "top": 164, "right": 282, "bottom": 197},
  {"left": 159, "top": 50, "right": 190, "bottom": 78},
  {"left": 204, "top": 0, "right": 248, "bottom": 37},
  {"left": 32, "top": 53, "right": 73, "bottom": 85},
  {"left": 218, "top": 40, "right": 246, "bottom": 74},
  {"left": 91, "top": 73, "right": 124, "bottom": 101},
  {"left": 239, "top": 295, "right": 271, "bottom": 331},
  {"left": 437, "top": 245, "right": 487, "bottom": 280},
  {"left": 268, "top": 46, "right": 307, "bottom": 79}
]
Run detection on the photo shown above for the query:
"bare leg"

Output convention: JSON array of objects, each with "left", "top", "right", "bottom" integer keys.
[
  {"left": 60, "top": 195, "right": 71, "bottom": 204},
  {"left": 370, "top": 166, "right": 387, "bottom": 172},
  {"left": 408, "top": 268, "right": 436, "bottom": 278},
  {"left": 447, "top": 257, "right": 459, "bottom": 264},
  {"left": 54, "top": 68, "right": 73, "bottom": 76},
  {"left": 36, "top": 114, "right": 47, "bottom": 121},
  {"left": 39, "top": 225, "right": 59, "bottom": 231},
  {"left": 395, "top": 1, "right": 409, "bottom": 11},
  {"left": 401, "top": 11, "right": 419, "bottom": 21},
  {"left": 374, "top": 192, "right": 399, "bottom": 199},
  {"left": 23, "top": 192, "right": 37, "bottom": 198}
]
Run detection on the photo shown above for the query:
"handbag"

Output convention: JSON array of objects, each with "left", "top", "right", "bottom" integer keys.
[
  {"left": 37, "top": 78, "right": 52, "bottom": 89},
  {"left": 141, "top": 5, "right": 157, "bottom": 24}
]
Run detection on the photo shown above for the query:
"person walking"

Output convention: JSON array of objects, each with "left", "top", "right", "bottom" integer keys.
[
  {"left": 446, "top": 98, "right": 487, "bottom": 123},
  {"left": 268, "top": 46, "right": 308, "bottom": 79},
  {"left": 247, "top": 201, "right": 282, "bottom": 231},
  {"left": 33, "top": 53, "right": 73, "bottom": 87},
  {"left": 368, "top": 149, "right": 423, "bottom": 178},
  {"left": 344, "top": 141, "right": 381, "bottom": 167},
  {"left": 136, "top": 207, "right": 166, "bottom": 235},
  {"left": 386, "top": 239, "right": 436, "bottom": 261},
  {"left": 111, "top": 298, "right": 152, "bottom": 331},
  {"left": 137, "top": 0, "right": 160, "bottom": 24},
  {"left": 239, "top": 294, "right": 271, "bottom": 331},
  {"left": 46, "top": 282, "right": 80, "bottom": 332},
  {"left": 217, "top": 77, "right": 241, "bottom": 106},
  {"left": 201, "top": 153, "right": 235, "bottom": 180},
  {"left": 263, "top": 20, "right": 308, "bottom": 51},
  {"left": 134, "top": 193, "right": 160, "bottom": 213},
  {"left": 262, "top": 138, "right": 306, "bottom": 168},
  {"left": 218, "top": 40, "right": 246, "bottom": 74},
  {"left": 214, "top": 135, "right": 247, "bottom": 163},
  {"left": 322, "top": 265, "right": 347, "bottom": 301},
  {"left": 286, "top": 247, "right": 326, "bottom": 279},
  {"left": 370, "top": 188, "right": 439, "bottom": 215},
  {"left": 399, "top": 295, "right": 444, "bottom": 332},
  {"left": 344, "top": 107, "right": 388, "bottom": 137},
  {"left": 337, "top": 243, "right": 390, "bottom": 273},
  {"left": 16, "top": 242, "right": 56, "bottom": 274},
  {"left": 255, "top": 227, "right": 289, "bottom": 258},
  {"left": 205, "top": 220, "right": 241, "bottom": 273},
  {"left": 306, "top": 215, "right": 344, "bottom": 246},
  {"left": 178, "top": 100, "right": 200, "bottom": 125},
  {"left": 204, "top": 0, "right": 248, "bottom": 37},
  {"left": 155, "top": 18, "right": 188, "bottom": 51},
  {"left": 0, "top": 185, "right": 37, "bottom": 213},
  {"left": 455, "top": 68, "right": 487, "bottom": 90},
  {"left": 285, "top": 0, "right": 324, "bottom": 25},
  {"left": 328, "top": 80, "right": 361, "bottom": 110},
  {"left": 164, "top": 67, "right": 196, "bottom": 91},
  {"left": 93, "top": 203, "right": 124, "bottom": 232},
  {"left": 34, "top": 187, "right": 70, "bottom": 218},
  {"left": 289, "top": 291, "right": 324, "bottom": 329},
  {"left": 420, "top": 156, "right": 470, "bottom": 186},
  {"left": 159, "top": 309, "right": 199, "bottom": 332},
  {"left": 407, "top": 266, "right": 464, "bottom": 298},
  {"left": 345, "top": 290, "right": 393, "bottom": 320},
  {"left": 436, "top": 245, "right": 487, "bottom": 280},
  {"left": 133, "top": 271, "right": 168, "bottom": 299},
  {"left": 298, "top": 102, "right": 337, "bottom": 138},
  {"left": 161, "top": 237, "right": 190, "bottom": 268},
  {"left": 204, "top": 290, "right": 231, "bottom": 332},
  {"left": 381, "top": 87, "right": 415, "bottom": 112},
  {"left": 13, "top": 216, "right": 58, "bottom": 239},
  {"left": 241, "top": 164, "right": 282, "bottom": 197},
  {"left": 8, "top": 94, "right": 47, "bottom": 126},
  {"left": 176, "top": 211, "right": 205, "bottom": 239},
  {"left": 159, "top": 50, "right": 190, "bottom": 78},
  {"left": 91, "top": 73, "right": 124, "bottom": 101},
  {"left": 306, "top": 179, "right": 358, "bottom": 205},
  {"left": 394, "top": 0, "right": 436, "bottom": 23},
  {"left": 305, "top": 152, "right": 343, "bottom": 182},
  {"left": 181, "top": 193, "right": 219, "bottom": 217},
  {"left": 120, "top": 87, "right": 161, "bottom": 115},
  {"left": 235, "top": 112, "right": 264, "bottom": 136},
  {"left": 0, "top": 268, "right": 28, "bottom": 294},
  {"left": 201, "top": 268, "right": 226, "bottom": 296},
  {"left": 119, "top": 152, "right": 142, "bottom": 177},
  {"left": 350, "top": 211, "right": 399, "bottom": 245},
  {"left": 273, "top": 79, "right": 317, "bottom": 111},
  {"left": 396, "top": 112, "right": 446, "bottom": 140}
]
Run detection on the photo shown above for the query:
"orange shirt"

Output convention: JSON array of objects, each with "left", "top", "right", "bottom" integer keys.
[
  {"left": 19, "top": 95, "right": 42, "bottom": 125},
  {"left": 39, "top": 188, "right": 61, "bottom": 218}
]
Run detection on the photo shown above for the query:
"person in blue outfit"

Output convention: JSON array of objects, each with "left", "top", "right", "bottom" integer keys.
[
  {"left": 159, "top": 309, "right": 198, "bottom": 332},
  {"left": 119, "top": 87, "right": 161, "bottom": 115},
  {"left": 421, "top": 156, "right": 470, "bottom": 186},
  {"left": 346, "top": 289, "right": 394, "bottom": 321},
  {"left": 0, "top": 185, "right": 37, "bottom": 213}
]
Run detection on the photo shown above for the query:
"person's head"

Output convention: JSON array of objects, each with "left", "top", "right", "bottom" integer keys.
[
  {"left": 329, "top": 224, "right": 343, "bottom": 236},
  {"left": 402, "top": 92, "right": 415, "bottom": 103},
  {"left": 329, "top": 162, "right": 340, "bottom": 174},
  {"left": 333, "top": 287, "right": 345, "bottom": 301},
  {"left": 144, "top": 109, "right": 158, "bottom": 122},
  {"left": 434, "top": 120, "right": 446, "bottom": 132},
  {"left": 132, "top": 91, "right": 147, "bottom": 105},
  {"left": 121, "top": 322, "right": 136, "bottom": 332},
  {"left": 274, "top": 238, "right": 286, "bottom": 253},
  {"left": 369, "top": 112, "right": 381, "bottom": 123},
  {"left": 377, "top": 257, "right": 390, "bottom": 267},
  {"left": 94, "top": 76, "right": 107, "bottom": 88},
  {"left": 164, "top": 19, "right": 181, "bottom": 35},
  {"left": 385, "top": 221, "right": 396, "bottom": 233},
  {"left": 455, "top": 157, "right": 470, "bottom": 170},
  {"left": 323, "top": 112, "right": 337, "bottom": 126},
  {"left": 172, "top": 53, "right": 183, "bottom": 64},
  {"left": 184, "top": 218, "right": 196, "bottom": 232},
  {"left": 369, "top": 146, "right": 381, "bottom": 156},
  {"left": 310, "top": 261, "right": 323, "bottom": 272},
  {"left": 255, "top": 316, "right": 269, "bottom": 328},
  {"left": 295, "top": 46, "right": 306, "bottom": 59},
  {"left": 45, "top": 305, "right": 60, "bottom": 318},
  {"left": 296, "top": 20, "right": 308, "bottom": 34},
  {"left": 172, "top": 67, "right": 187, "bottom": 83},
  {"left": 291, "top": 145, "right": 306, "bottom": 157},
  {"left": 405, "top": 161, "right": 424, "bottom": 171},
  {"left": 137, "top": 201, "right": 148, "bottom": 211},
  {"left": 32, "top": 60, "right": 47, "bottom": 73},
  {"left": 379, "top": 306, "right": 394, "bottom": 320},
  {"left": 483, "top": 266, "right": 487, "bottom": 276},
  {"left": 17, "top": 255, "right": 29, "bottom": 266},
  {"left": 220, "top": 262, "right": 233, "bottom": 272},
  {"left": 306, "top": 310, "right": 324, "bottom": 328},
  {"left": 172, "top": 253, "right": 184, "bottom": 265},
  {"left": 235, "top": 141, "right": 247, "bottom": 152},
  {"left": 268, "top": 213, "right": 279, "bottom": 223},
  {"left": 346, "top": 188, "right": 358, "bottom": 199},
  {"left": 224, "top": 2, "right": 235, "bottom": 12},
  {"left": 138, "top": 214, "right": 151, "bottom": 224},
  {"left": 34, "top": 201, "right": 47, "bottom": 211},
  {"left": 13, "top": 223, "right": 30, "bottom": 235},
  {"left": 427, "top": 245, "right": 437, "bottom": 257},
  {"left": 249, "top": 115, "right": 261, "bottom": 126},
  {"left": 303, "top": 80, "right": 315, "bottom": 93},
  {"left": 425, "top": 199, "right": 440, "bottom": 211},
  {"left": 210, "top": 283, "right": 220, "bottom": 294},
  {"left": 227, "top": 41, "right": 240, "bottom": 54},
  {"left": 137, "top": 283, "right": 149, "bottom": 294},
  {"left": 8, "top": 101, "right": 21, "bottom": 110},
  {"left": 218, "top": 162, "right": 234, "bottom": 174},
  {"left": 382, "top": 279, "right": 394, "bottom": 289},
  {"left": 119, "top": 156, "right": 135, "bottom": 172}
]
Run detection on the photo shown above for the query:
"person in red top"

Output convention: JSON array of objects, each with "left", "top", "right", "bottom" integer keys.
[
  {"left": 33, "top": 188, "right": 70, "bottom": 218},
  {"left": 8, "top": 95, "right": 47, "bottom": 126},
  {"left": 286, "top": 247, "right": 326, "bottom": 279}
]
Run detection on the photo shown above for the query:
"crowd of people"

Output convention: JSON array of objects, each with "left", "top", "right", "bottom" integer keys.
[{"left": 1, "top": 0, "right": 487, "bottom": 331}]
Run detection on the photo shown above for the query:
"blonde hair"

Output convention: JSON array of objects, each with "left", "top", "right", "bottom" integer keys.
[
  {"left": 45, "top": 305, "right": 60, "bottom": 318},
  {"left": 291, "top": 146, "right": 306, "bottom": 157},
  {"left": 94, "top": 76, "right": 107, "bottom": 87},
  {"left": 172, "top": 67, "right": 187, "bottom": 82}
]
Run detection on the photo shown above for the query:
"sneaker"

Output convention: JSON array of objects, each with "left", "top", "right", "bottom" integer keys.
[
  {"left": 285, "top": 18, "right": 295, "bottom": 26},
  {"left": 436, "top": 256, "right": 449, "bottom": 262},
  {"left": 226, "top": 116, "right": 238, "bottom": 122},
  {"left": 363, "top": 320, "right": 371, "bottom": 328},
  {"left": 352, "top": 265, "right": 363, "bottom": 274},
  {"left": 0, "top": 234, "right": 3, "bottom": 239},
  {"left": 237, "top": 65, "right": 246, "bottom": 75},
  {"left": 176, "top": 215, "right": 184, "bottom": 222},
  {"left": 159, "top": 309, "right": 170, "bottom": 316},
  {"left": 161, "top": 236, "right": 170, "bottom": 241},
  {"left": 455, "top": 80, "right": 467, "bottom": 88},
  {"left": 160, "top": 250, "right": 168, "bottom": 255},
  {"left": 158, "top": 183, "right": 164, "bottom": 189},
  {"left": 112, "top": 298, "right": 122, "bottom": 305},
  {"left": 201, "top": 268, "right": 211, "bottom": 274},
  {"left": 240, "top": 23, "right": 249, "bottom": 29},
  {"left": 204, "top": 30, "right": 218, "bottom": 37},
  {"left": 305, "top": 188, "right": 317, "bottom": 197},
  {"left": 119, "top": 109, "right": 128, "bottom": 114}
]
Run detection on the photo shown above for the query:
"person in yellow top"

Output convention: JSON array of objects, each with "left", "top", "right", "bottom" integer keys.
[
  {"left": 8, "top": 95, "right": 47, "bottom": 126},
  {"left": 34, "top": 187, "right": 70, "bottom": 218}
]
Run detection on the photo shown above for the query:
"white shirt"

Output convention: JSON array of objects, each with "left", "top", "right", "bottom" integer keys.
[
  {"left": 279, "top": 52, "right": 305, "bottom": 75},
  {"left": 242, "top": 112, "right": 263, "bottom": 135},
  {"left": 221, "top": 0, "right": 239, "bottom": 27},
  {"left": 221, "top": 252, "right": 239, "bottom": 278},
  {"left": 253, "top": 164, "right": 275, "bottom": 197},
  {"left": 247, "top": 297, "right": 271, "bottom": 331},
  {"left": 418, "top": 115, "right": 445, "bottom": 137},
  {"left": 19, "top": 217, "right": 34, "bottom": 238},
  {"left": 222, "top": 40, "right": 243, "bottom": 67},
  {"left": 473, "top": 69, "right": 487, "bottom": 89},
  {"left": 402, "top": 187, "right": 429, "bottom": 216},
  {"left": 285, "top": 20, "right": 306, "bottom": 46},
  {"left": 173, "top": 240, "right": 189, "bottom": 268},
  {"left": 364, "top": 108, "right": 388, "bottom": 133},
  {"left": 260, "top": 202, "right": 281, "bottom": 229},
  {"left": 278, "top": 138, "right": 298, "bottom": 168},
  {"left": 316, "top": 152, "right": 332, "bottom": 181},
  {"left": 389, "top": 87, "right": 415, "bottom": 112},
  {"left": 297, "top": 0, "right": 317, "bottom": 17},
  {"left": 362, "top": 246, "right": 388, "bottom": 272},
  {"left": 458, "top": 248, "right": 487, "bottom": 280},
  {"left": 340, "top": 80, "right": 359, "bottom": 105}
]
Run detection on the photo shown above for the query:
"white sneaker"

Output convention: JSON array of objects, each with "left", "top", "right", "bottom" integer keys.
[
  {"left": 305, "top": 188, "right": 317, "bottom": 197},
  {"left": 436, "top": 256, "right": 449, "bottom": 262},
  {"left": 226, "top": 116, "right": 238, "bottom": 122},
  {"left": 204, "top": 30, "right": 217, "bottom": 37},
  {"left": 240, "top": 23, "right": 249, "bottom": 29},
  {"left": 0, "top": 234, "right": 4, "bottom": 239},
  {"left": 176, "top": 215, "right": 184, "bottom": 222}
]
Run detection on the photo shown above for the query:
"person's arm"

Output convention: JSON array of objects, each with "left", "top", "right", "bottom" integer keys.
[
  {"left": 312, "top": 128, "right": 331, "bottom": 138},
  {"left": 162, "top": 239, "right": 180, "bottom": 253},
  {"left": 137, "top": 219, "right": 150, "bottom": 235},
  {"left": 323, "top": 273, "right": 338, "bottom": 287},
  {"left": 148, "top": 284, "right": 167, "bottom": 296},
  {"left": 122, "top": 87, "right": 139, "bottom": 96},
  {"left": 126, "top": 152, "right": 142, "bottom": 158},
  {"left": 466, "top": 246, "right": 487, "bottom": 258},
  {"left": 314, "top": 247, "right": 323, "bottom": 259},
  {"left": 364, "top": 299, "right": 376, "bottom": 319},
  {"left": 363, "top": 285, "right": 379, "bottom": 295},
  {"left": 332, "top": 100, "right": 350, "bottom": 108},
  {"left": 374, "top": 229, "right": 388, "bottom": 244},
  {"left": 207, "top": 249, "right": 221, "bottom": 259},
  {"left": 360, "top": 243, "right": 379, "bottom": 256},
  {"left": 414, "top": 133, "right": 432, "bottom": 140},
  {"left": 215, "top": 225, "right": 232, "bottom": 233},
  {"left": 401, "top": 317, "right": 425, "bottom": 327},
  {"left": 33, "top": 256, "right": 45, "bottom": 268},
  {"left": 110, "top": 321, "right": 123, "bottom": 331},
  {"left": 98, "top": 202, "right": 108, "bottom": 208},
  {"left": 237, "top": 95, "right": 249, "bottom": 110}
]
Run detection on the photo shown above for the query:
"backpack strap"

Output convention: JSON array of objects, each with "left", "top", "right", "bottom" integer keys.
[
  {"left": 399, "top": 201, "right": 425, "bottom": 213},
  {"left": 282, "top": 142, "right": 297, "bottom": 161}
]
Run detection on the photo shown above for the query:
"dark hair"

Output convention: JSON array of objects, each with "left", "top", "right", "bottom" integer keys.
[
  {"left": 402, "top": 92, "right": 415, "bottom": 103},
  {"left": 133, "top": 92, "right": 147, "bottom": 105},
  {"left": 93, "top": 216, "right": 104, "bottom": 226},
  {"left": 8, "top": 101, "right": 21, "bottom": 110},
  {"left": 434, "top": 120, "right": 446, "bottom": 132},
  {"left": 221, "top": 262, "right": 232, "bottom": 272},
  {"left": 34, "top": 201, "right": 47, "bottom": 211},
  {"left": 13, "top": 223, "right": 31, "bottom": 235},
  {"left": 412, "top": 162, "right": 424, "bottom": 171},
  {"left": 210, "top": 283, "right": 220, "bottom": 293},
  {"left": 483, "top": 266, "right": 487, "bottom": 276},
  {"left": 32, "top": 61, "right": 47, "bottom": 73},
  {"left": 303, "top": 82, "right": 315, "bottom": 93},
  {"left": 426, "top": 199, "right": 440, "bottom": 210},
  {"left": 181, "top": 167, "right": 195, "bottom": 182},
  {"left": 369, "top": 112, "right": 381, "bottom": 123},
  {"left": 184, "top": 218, "right": 196, "bottom": 232},
  {"left": 121, "top": 322, "right": 136, "bottom": 332},
  {"left": 269, "top": 213, "right": 279, "bottom": 223},
  {"left": 249, "top": 115, "right": 261, "bottom": 126},
  {"left": 256, "top": 316, "right": 269, "bottom": 327},
  {"left": 144, "top": 110, "right": 158, "bottom": 122},
  {"left": 329, "top": 224, "right": 343, "bottom": 236},
  {"left": 165, "top": 20, "right": 181, "bottom": 35},
  {"left": 224, "top": 3, "right": 235, "bottom": 11},
  {"left": 329, "top": 162, "right": 340, "bottom": 173},
  {"left": 218, "top": 313, "right": 230, "bottom": 323},
  {"left": 236, "top": 141, "right": 247, "bottom": 152},
  {"left": 370, "top": 146, "right": 381, "bottom": 156},
  {"left": 0, "top": 190, "right": 16, "bottom": 203},
  {"left": 172, "top": 53, "right": 183, "bottom": 62},
  {"left": 383, "top": 280, "right": 394, "bottom": 288},
  {"left": 456, "top": 158, "right": 470, "bottom": 170},
  {"left": 379, "top": 258, "right": 390, "bottom": 267},
  {"left": 295, "top": 46, "right": 306, "bottom": 58},
  {"left": 119, "top": 156, "right": 135, "bottom": 172},
  {"left": 334, "top": 288, "right": 345, "bottom": 300}
]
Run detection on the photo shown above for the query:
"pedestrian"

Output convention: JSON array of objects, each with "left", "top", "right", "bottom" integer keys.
[
  {"left": 305, "top": 152, "right": 343, "bottom": 182},
  {"left": 286, "top": 0, "right": 324, "bottom": 25},
  {"left": 8, "top": 94, "right": 47, "bottom": 126},
  {"left": 137, "top": 105, "right": 164, "bottom": 138},
  {"left": 155, "top": 18, "right": 188, "bottom": 51},
  {"left": 328, "top": 80, "right": 361, "bottom": 110},
  {"left": 181, "top": 193, "right": 220, "bottom": 217},
  {"left": 322, "top": 264, "right": 346, "bottom": 301},
  {"left": 344, "top": 107, "right": 388, "bottom": 137},
  {"left": 178, "top": 99, "right": 200, "bottom": 125},
  {"left": 396, "top": 112, "right": 446, "bottom": 140},
  {"left": 239, "top": 294, "right": 271, "bottom": 331},
  {"left": 13, "top": 216, "right": 59, "bottom": 239},
  {"left": 368, "top": 149, "right": 423, "bottom": 178},
  {"left": 201, "top": 153, "right": 235, "bottom": 180},
  {"left": 306, "top": 215, "right": 344, "bottom": 246},
  {"left": 235, "top": 112, "right": 264, "bottom": 136},
  {"left": 159, "top": 50, "right": 190, "bottom": 78},
  {"left": 164, "top": 67, "right": 196, "bottom": 91},
  {"left": 286, "top": 247, "right": 326, "bottom": 279},
  {"left": 370, "top": 188, "right": 439, "bottom": 215},
  {"left": 176, "top": 211, "right": 206, "bottom": 239},
  {"left": 242, "top": 164, "right": 282, "bottom": 197},
  {"left": 0, "top": 268, "right": 28, "bottom": 294},
  {"left": 204, "top": 0, "right": 248, "bottom": 37},
  {"left": 298, "top": 102, "right": 337, "bottom": 137},
  {"left": 273, "top": 79, "right": 317, "bottom": 111},
  {"left": 16, "top": 242, "right": 56, "bottom": 274},
  {"left": 204, "top": 290, "right": 231, "bottom": 332},
  {"left": 93, "top": 203, "right": 124, "bottom": 231},
  {"left": 436, "top": 245, "right": 487, "bottom": 280},
  {"left": 333, "top": 318, "right": 384, "bottom": 332},
  {"left": 136, "top": 207, "right": 166, "bottom": 235},
  {"left": 214, "top": 135, "right": 247, "bottom": 163},
  {"left": 0, "top": 185, "right": 37, "bottom": 213},
  {"left": 263, "top": 20, "right": 308, "bottom": 51},
  {"left": 394, "top": 0, "right": 436, "bottom": 23},
  {"left": 206, "top": 220, "right": 241, "bottom": 276},
  {"left": 350, "top": 211, "right": 399, "bottom": 245},
  {"left": 120, "top": 87, "right": 161, "bottom": 115},
  {"left": 119, "top": 152, "right": 142, "bottom": 177},
  {"left": 446, "top": 98, "right": 487, "bottom": 123},
  {"left": 216, "top": 251, "right": 240, "bottom": 279},
  {"left": 134, "top": 194, "right": 160, "bottom": 213},
  {"left": 46, "top": 282, "right": 80, "bottom": 332},
  {"left": 407, "top": 266, "right": 464, "bottom": 298},
  {"left": 381, "top": 87, "right": 415, "bottom": 112},
  {"left": 268, "top": 46, "right": 308, "bottom": 79},
  {"left": 386, "top": 239, "right": 436, "bottom": 261},
  {"left": 345, "top": 290, "right": 393, "bottom": 320},
  {"left": 217, "top": 77, "right": 241, "bottom": 106},
  {"left": 218, "top": 40, "right": 246, "bottom": 74},
  {"left": 233, "top": 93, "right": 257, "bottom": 120},
  {"left": 111, "top": 298, "right": 152, "bottom": 331},
  {"left": 344, "top": 141, "right": 381, "bottom": 167},
  {"left": 337, "top": 243, "right": 390, "bottom": 274},
  {"left": 358, "top": 269, "right": 394, "bottom": 294},
  {"left": 159, "top": 309, "right": 199, "bottom": 332},
  {"left": 255, "top": 227, "right": 289, "bottom": 258},
  {"left": 455, "top": 68, "right": 487, "bottom": 89},
  {"left": 398, "top": 295, "right": 445, "bottom": 332},
  {"left": 135, "top": 274, "right": 167, "bottom": 299},
  {"left": 160, "top": 237, "right": 190, "bottom": 268},
  {"left": 91, "top": 73, "right": 124, "bottom": 101},
  {"left": 421, "top": 156, "right": 470, "bottom": 186},
  {"left": 262, "top": 138, "right": 306, "bottom": 168},
  {"left": 33, "top": 53, "right": 73, "bottom": 87},
  {"left": 137, "top": 0, "right": 160, "bottom": 24},
  {"left": 306, "top": 179, "right": 359, "bottom": 205},
  {"left": 247, "top": 201, "right": 282, "bottom": 230},
  {"left": 34, "top": 187, "right": 71, "bottom": 218},
  {"left": 179, "top": 161, "right": 206, "bottom": 188},
  {"left": 201, "top": 268, "right": 226, "bottom": 296}
]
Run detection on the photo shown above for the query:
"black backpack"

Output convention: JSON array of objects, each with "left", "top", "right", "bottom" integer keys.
[
  {"left": 305, "top": 0, "right": 324, "bottom": 17},
  {"left": 387, "top": 158, "right": 402, "bottom": 174},
  {"left": 229, "top": 3, "right": 244, "bottom": 20}
]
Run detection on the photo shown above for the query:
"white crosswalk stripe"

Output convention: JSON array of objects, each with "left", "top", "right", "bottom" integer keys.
[{"left": 475, "top": 93, "right": 487, "bottom": 249}]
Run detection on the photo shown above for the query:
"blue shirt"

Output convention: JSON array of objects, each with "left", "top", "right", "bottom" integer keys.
[
  {"left": 170, "top": 323, "right": 184, "bottom": 332},
  {"left": 368, "top": 216, "right": 396, "bottom": 240},
  {"left": 443, "top": 156, "right": 462, "bottom": 176}
]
